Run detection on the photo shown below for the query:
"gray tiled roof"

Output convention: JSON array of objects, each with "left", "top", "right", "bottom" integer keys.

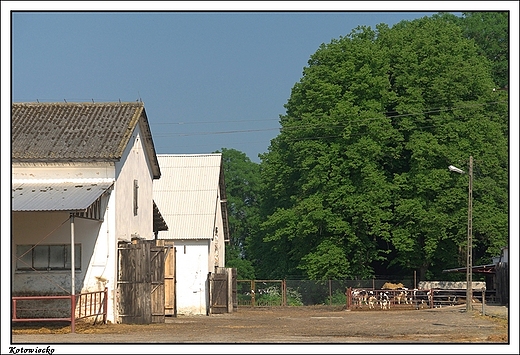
[{"left": 12, "top": 102, "right": 161, "bottom": 178}]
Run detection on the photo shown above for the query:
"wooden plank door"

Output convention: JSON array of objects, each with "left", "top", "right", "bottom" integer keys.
[
  {"left": 150, "top": 241, "right": 165, "bottom": 323},
  {"left": 117, "top": 241, "right": 152, "bottom": 324},
  {"left": 210, "top": 272, "right": 228, "bottom": 314},
  {"left": 163, "top": 241, "right": 176, "bottom": 316}
]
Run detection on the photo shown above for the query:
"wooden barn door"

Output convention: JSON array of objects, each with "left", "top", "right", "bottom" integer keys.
[
  {"left": 117, "top": 239, "right": 166, "bottom": 324},
  {"left": 117, "top": 240, "right": 152, "bottom": 324},
  {"left": 163, "top": 240, "right": 176, "bottom": 316},
  {"left": 150, "top": 240, "right": 165, "bottom": 323},
  {"left": 209, "top": 270, "right": 228, "bottom": 314},
  {"left": 209, "top": 267, "right": 237, "bottom": 314}
]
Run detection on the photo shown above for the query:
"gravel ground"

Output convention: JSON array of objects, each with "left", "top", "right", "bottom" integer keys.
[{"left": 10, "top": 304, "right": 509, "bottom": 348}]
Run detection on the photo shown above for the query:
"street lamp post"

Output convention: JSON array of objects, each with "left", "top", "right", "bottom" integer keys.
[{"left": 449, "top": 156, "right": 473, "bottom": 312}]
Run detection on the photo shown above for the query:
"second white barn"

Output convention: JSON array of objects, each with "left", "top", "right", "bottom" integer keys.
[{"left": 153, "top": 154, "right": 229, "bottom": 315}]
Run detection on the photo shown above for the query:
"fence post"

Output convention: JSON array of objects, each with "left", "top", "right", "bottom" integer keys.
[
  {"left": 329, "top": 280, "right": 332, "bottom": 306},
  {"left": 282, "top": 280, "right": 287, "bottom": 307},
  {"left": 103, "top": 287, "right": 108, "bottom": 324},
  {"left": 346, "top": 287, "right": 352, "bottom": 311},
  {"left": 227, "top": 268, "right": 233, "bottom": 313},
  {"left": 251, "top": 280, "right": 255, "bottom": 307},
  {"left": 12, "top": 299, "right": 17, "bottom": 320},
  {"left": 481, "top": 287, "right": 486, "bottom": 316}
]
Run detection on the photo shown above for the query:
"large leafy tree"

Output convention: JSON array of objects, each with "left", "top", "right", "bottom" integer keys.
[
  {"left": 433, "top": 11, "right": 509, "bottom": 89},
  {"left": 460, "top": 11, "right": 509, "bottom": 89},
  {"left": 379, "top": 16, "right": 508, "bottom": 280},
  {"left": 251, "top": 15, "right": 508, "bottom": 281}
]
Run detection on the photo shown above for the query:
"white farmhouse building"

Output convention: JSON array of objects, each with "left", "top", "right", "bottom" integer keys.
[
  {"left": 153, "top": 154, "right": 229, "bottom": 315},
  {"left": 11, "top": 102, "right": 167, "bottom": 323}
]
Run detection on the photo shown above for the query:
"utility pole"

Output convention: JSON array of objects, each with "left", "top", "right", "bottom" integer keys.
[
  {"left": 466, "top": 156, "right": 473, "bottom": 312},
  {"left": 448, "top": 156, "right": 473, "bottom": 312}
]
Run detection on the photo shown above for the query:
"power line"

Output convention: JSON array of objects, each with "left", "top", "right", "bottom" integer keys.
[
  {"left": 154, "top": 100, "right": 504, "bottom": 127},
  {"left": 154, "top": 117, "right": 281, "bottom": 125},
  {"left": 153, "top": 127, "right": 281, "bottom": 138},
  {"left": 151, "top": 100, "right": 506, "bottom": 139}
]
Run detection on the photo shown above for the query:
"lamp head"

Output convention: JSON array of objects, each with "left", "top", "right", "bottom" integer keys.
[{"left": 448, "top": 165, "right": 465, "bottom": 174}]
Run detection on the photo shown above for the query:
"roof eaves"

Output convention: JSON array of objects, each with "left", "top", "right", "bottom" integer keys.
[{"left": 137, "top": 107, "right": 161, "bottom": 179}]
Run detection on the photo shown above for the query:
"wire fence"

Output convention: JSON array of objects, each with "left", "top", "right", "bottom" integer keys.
[{"left": 237, "top": 278, "right": 415, "bottom": 307}]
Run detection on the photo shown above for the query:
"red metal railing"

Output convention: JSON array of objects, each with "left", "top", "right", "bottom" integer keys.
[
  {"left": 12, "top": 288, "right": 108, "bottom": 333},
  {"left": 76, "top": 288, "right": 108, "bottom": 324}
]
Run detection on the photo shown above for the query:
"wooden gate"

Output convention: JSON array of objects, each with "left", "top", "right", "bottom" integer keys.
[
  {"left": 209, "top": 271, "right": 227, "bottom": 314},
  {"left": 150, "top": 240, "right": 165, "bottom": 323},
  {"left": 117, "top": 239, "right": 166, "bottom": 324},
  {"left": 209, "top": 267, "right": 236, "bottom": 314},
  {"left": 163, "top": 240, "right": 176, "bottom": 316}
]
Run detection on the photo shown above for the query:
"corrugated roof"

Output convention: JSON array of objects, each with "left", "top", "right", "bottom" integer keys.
[
  {"left": 12, "top": 179, "right": 114, "bottom": 212},
  {"left": 11, "top": 102, "right": 161, "bottom": 178},
  {"left": 153, "top": 154, "right": 223, "bottom": 239}
]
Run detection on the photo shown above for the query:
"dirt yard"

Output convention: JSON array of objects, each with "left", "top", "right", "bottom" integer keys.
[{"left": 11, "top": 304, "right": 509, "bottom": 346}]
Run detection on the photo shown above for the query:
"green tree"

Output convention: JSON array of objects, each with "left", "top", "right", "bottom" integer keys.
[
  {"left": 380, "top": 15, "right": 508, "bottom": 279},
  {"left": 433, "top": 11, "right": 509, "bottom": 89},
  {"left": 252, "top": 15, "right": 508, "bottom": 281},
  {"left": 460, "top": 12, "right": 509, "bottom": 89},
  {"left": 216, "top": 148, "right": 260, "bottom": 280}
]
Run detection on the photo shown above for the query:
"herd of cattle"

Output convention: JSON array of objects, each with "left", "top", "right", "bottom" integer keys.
[{"left": 347, "top": 283, "right": 469, "bottom": 310}]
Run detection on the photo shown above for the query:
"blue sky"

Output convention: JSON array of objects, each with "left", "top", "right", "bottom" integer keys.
[
  {"left": 6, "top": 6, "right": 472, "bottom": 163},
  {"left": 6, "top": 3, "right": 518, "bottom": 164}
]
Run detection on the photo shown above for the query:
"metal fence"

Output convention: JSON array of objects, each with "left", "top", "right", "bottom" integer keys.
[
  {"left": 237, "top": 280, "right": 286, "bottom": 306},
  {"left": 12, "top": 288, "right": 108, "bottom": 333},
  {"left": 237, "top": 279, "right": 415, "bottom": 307},
  {"left": 346, "top": 287, "right": 491, "bottom": 311},
  {"left": 237, "top": 279, "right": 491, "bottom": 313}
]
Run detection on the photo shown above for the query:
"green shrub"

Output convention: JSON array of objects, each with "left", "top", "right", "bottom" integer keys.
[
  {"left": 286, "top": 287, "right": 304, "bottom": 306},
  {"left": 327, "top": 289, "right": 347, "bottom": 305}
]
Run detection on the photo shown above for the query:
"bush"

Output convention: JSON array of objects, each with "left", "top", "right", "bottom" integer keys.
[
  {"left": 286, "top": 287, "right": 304, "bottom": 306},
  {"left": 327, "top": 289, "right": 347, "bottom": 305},
  {"left": 256, "top": 286, "right": 282, "bottom": 306}
]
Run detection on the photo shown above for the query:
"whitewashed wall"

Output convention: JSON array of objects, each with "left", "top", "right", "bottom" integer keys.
[
  {"left": 208, "top": 196, "right": 226, "bottom": 270},
  {"left": 114, "top": 124, "right": 155, "bottom": 242},
  {"left": 82, "top": 193, "right": 117, "bottom": 322}
]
